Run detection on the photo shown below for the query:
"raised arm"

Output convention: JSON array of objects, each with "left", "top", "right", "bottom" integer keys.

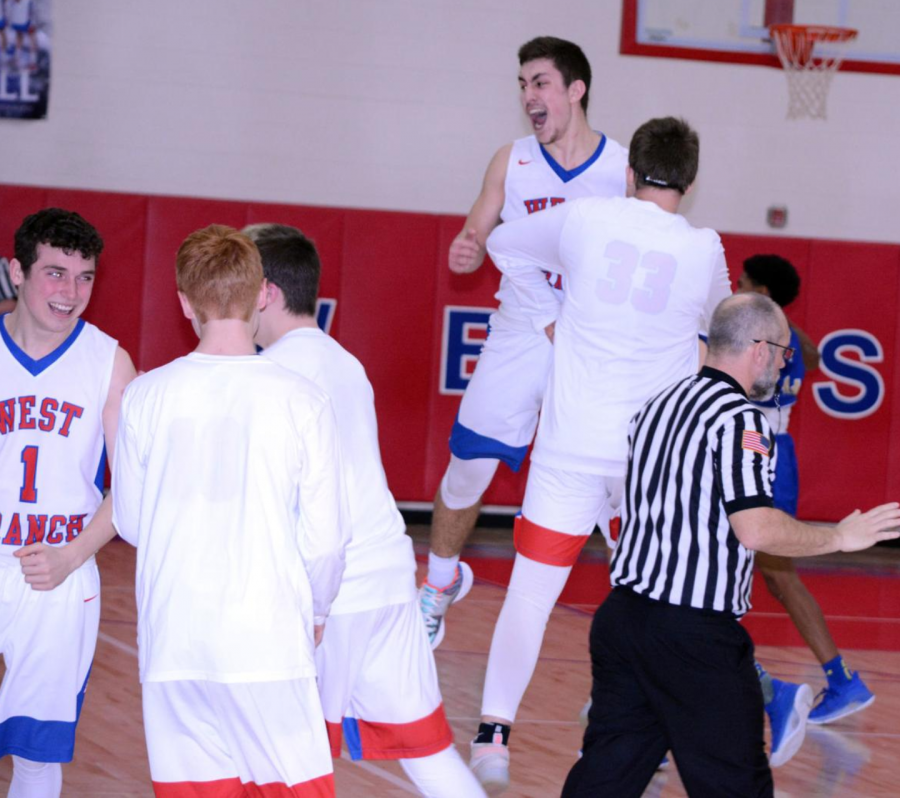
[
  {"left": 16, "top": 346, "right": 137, "bottom": 588},
  {"left": 449, "top": 144, "right": 510, "bottom": 274},
  {"left": 486, "top": 200, "right": 575, "bottom": 333}
]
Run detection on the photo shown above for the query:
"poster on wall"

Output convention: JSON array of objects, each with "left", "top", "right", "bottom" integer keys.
[{"left": 0, "top": 0, "right": 51, "bottom": 119}]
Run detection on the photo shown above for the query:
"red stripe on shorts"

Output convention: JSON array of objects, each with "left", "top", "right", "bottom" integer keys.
[
  {"left": 153, "top": 774, "right": 334, "bottom": 798},
  {"left": 326, "top": 720, "right": 343, "bottom": 758},
  {"left": 356, "top": 704, "right": 453, "bottom": 760},
  {"left": 514, "top": 515, "right": 589, "bottom": 567}
]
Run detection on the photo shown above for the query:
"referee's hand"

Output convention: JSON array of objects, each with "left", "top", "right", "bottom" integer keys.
[{"left": 836, "top": 502, "right": 900, "bottom": 552}]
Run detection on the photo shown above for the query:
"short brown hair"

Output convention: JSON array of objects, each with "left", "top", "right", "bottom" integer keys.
[
  {"left": 175, "top": 225, "right": 263, "bottom": 323},
  {"left": 518, "top": 37, "right": 592, "bottom": 113},
  {"left": 629, "top": 117, "right": 699, "bottom": 195}
]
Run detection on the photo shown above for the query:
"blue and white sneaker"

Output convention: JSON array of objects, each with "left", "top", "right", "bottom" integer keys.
[
  {"left": 808, "top": 672, "right": 875, "bottom": 725},
  {"left": 767, "top": 679, "right": 813, "bottom": 767},
  {"left": 418, "top": 562, "right": 474, "bottom": 649}
]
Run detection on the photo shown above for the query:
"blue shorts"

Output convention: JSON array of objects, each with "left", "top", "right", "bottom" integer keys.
[{"left": 772, "top": 433, "right": 798, "bottom": 517}]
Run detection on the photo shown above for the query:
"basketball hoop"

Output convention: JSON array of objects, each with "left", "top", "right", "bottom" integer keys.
[{"left": 769, "top": 24, "right": 858, "bottom": 120}]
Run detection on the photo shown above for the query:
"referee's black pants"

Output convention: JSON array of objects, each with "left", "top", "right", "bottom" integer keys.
[{"left": 562, "top": 588, "right": 773, "bottom": 798}]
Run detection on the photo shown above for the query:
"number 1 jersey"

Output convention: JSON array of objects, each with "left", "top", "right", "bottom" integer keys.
[{"left": 0, "top": 318, "right": 116, "bottom": 559}]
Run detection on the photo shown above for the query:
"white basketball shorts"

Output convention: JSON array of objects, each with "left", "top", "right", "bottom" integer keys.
[
  {"left": 0, "top": 556, "right": 100, "bottom": 762},
  {"left": 450, "top": 324, "right": 552, "bottom": 472},
  {"left": 316, "top": 600, "right": 453, "bottom": 760},
  {"left": 516, "top": 462, "right": 624, "bottom": 566},
  {"left": 142, "top": 678, "right": 334, "bottom": 797}
]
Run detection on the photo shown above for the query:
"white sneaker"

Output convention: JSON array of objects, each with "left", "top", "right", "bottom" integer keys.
[
  {"left": 417, "top": 561, "right": 474, "bottom": 649},
  {"left": 470, "top": 740, "right": 510, "bottom": 795}
]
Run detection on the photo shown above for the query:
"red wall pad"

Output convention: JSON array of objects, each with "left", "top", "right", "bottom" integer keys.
[{"left": 1, "top": 183, "right": 898, "bottom": 518}]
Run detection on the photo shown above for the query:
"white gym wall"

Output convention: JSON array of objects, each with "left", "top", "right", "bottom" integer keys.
[{"left": 2, "top": 0, "right": 898, "bottom": 242}]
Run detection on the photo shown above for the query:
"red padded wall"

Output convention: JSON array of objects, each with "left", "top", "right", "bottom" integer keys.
[{"left": 1, "top": 183, "right": 897, "bottom": 519}]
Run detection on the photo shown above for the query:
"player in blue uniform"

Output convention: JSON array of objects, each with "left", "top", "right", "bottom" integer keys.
[{"left": 739, "top": 254, "right": 875, "bottom": 726}]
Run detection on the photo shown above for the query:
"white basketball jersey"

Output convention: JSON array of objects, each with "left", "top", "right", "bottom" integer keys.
[
  {"left": 112, "top": 353, "right": 348, "bottom": 683},
  {"left": 488, "top": 196, "right": 731, "bottom": 474},
  {"left": 263, "top": 328, "right": 416, "bottom": 616},
  {"left": 0, "top": 318, "right": 116, "bottom": 561},
  {"left": 493, "top": 134, "right": 628, "bottom": 329}
]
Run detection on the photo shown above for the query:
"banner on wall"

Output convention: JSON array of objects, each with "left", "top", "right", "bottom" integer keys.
[{"left": 0, "top": 0, "right": 51, "bottom": 120}]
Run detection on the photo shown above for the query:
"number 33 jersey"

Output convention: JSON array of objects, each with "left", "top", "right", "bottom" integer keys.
[
  {"left": 0, "top": 318, "right": 116, "bottom": 560},
  {"left": 487, "top": 195, "right": 731, "bottom": 474}
]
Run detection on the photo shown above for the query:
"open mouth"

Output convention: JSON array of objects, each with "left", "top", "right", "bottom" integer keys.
[
  {"left": 49, "top": 302, "right": 75, "bottom": 317},
  {"left": 529, "top": 109, "right": 548, "bottom": 131}
]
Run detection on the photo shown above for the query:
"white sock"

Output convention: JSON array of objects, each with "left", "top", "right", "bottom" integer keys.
[
  {"left": 481, "top": 554, "right": 572, "bottom": 723},
  {"left": 400, "top": 745, "right": 487, "bottom": 797},
  {"left": 9, "top": 757, "right": 62, "bottom": 798},
  {"left": 427, "top": 551, "right": 460, "bottom": 589}
]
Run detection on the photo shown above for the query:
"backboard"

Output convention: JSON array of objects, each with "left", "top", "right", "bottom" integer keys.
[{"left": 621, "top": 0, "right": 900, "bottom": 74}]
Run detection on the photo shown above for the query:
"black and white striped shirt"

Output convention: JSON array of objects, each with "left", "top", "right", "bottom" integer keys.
[
  {"left": 610, "top": 366, "right": 776, "bottom": 617},
  {"left": 0, "top": 258, "right": 16, "bottom": 302}
]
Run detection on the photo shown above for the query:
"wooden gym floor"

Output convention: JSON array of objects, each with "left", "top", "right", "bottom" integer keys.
[{"left": 1, "top": 527, "right": 899, "bottom": 796}]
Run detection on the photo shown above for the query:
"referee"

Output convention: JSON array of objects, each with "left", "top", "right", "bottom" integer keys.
[{"left": 563, "top": 293, "right": 900, "bottom": 798}]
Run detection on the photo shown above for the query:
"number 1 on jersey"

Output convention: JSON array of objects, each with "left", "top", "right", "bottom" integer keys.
[{"left": 20, "top": 445, "right": 39, "bottom": 503}]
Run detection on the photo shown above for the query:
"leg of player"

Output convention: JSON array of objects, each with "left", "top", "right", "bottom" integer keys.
[
  {"left": 9, "top": 757, "right": 62, "bottom": 798},
  {"left": 757, "top": 553, "right": 875, "bottom": 725},
  {"left": 755, "top": 661, "right": 813, "bottom": 767},
  {"left": 400, "top": 747, "right": 487, "bottom": 798},
  {"left": 419, "top": 455, "right": 495, "bottom": 648}
]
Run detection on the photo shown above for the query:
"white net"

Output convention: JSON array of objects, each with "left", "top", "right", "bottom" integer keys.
[{"left": 770, "top": 25, "right": 858, "bottom": 120}]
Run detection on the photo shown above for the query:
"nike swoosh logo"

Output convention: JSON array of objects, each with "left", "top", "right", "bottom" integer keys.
[
  {"left": 518, "top": 159, "right": 532, "bottom": 165},
  {"left": 84, "top": 594, "right": 99, "bottom": 603}
]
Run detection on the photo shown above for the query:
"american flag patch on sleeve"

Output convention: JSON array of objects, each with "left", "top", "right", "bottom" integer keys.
[{"left": 742, "top": 430, "right": 771, "bottom": 456}]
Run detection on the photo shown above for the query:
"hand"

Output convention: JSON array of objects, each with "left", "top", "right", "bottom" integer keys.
[
  {"left": 544, "top": 322, "right": 555, "bottom": 344},
  {"left": 836, "top": 502, "right": 900, "bottom": 552},
  {"left": 14, "top": 543, "right": 78, "bottom": 590},
  {"left": 314, "top": 623, "right": 325, "bottom": 647},
  {"left": 448, "top": 228, "right": 484, "bottom": 274}
]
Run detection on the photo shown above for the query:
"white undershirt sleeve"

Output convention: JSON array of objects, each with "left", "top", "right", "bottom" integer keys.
[
  {"left": 111, "top": 390, "right": 142, "bottom": 546},
  {"left": 702, "top": 248, "right": 732, "bottom": 329},
  {"left": 486, "top": 201, "right": 575, "bottom": 333},
  {"left": 294, "top": 397, "right": 348, "bottom": 623}
]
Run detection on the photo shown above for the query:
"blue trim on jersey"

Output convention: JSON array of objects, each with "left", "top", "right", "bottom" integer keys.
[
  {"left": 449, "top": 417, "right": 529, "bottom": 472},
  {"left": 93, "top": 444, "right": 108, "bottom": 495},
  {"left": 0, "top": 318, "right": 86, "bottom": 376},
  {"left": 343, "top": 717, "right": 364, "bottom": 761},
  {"left": 539, "top": 134, "right": 607, "bottom": 183},
  {"left": 772, "top": 433, "right": 798, "bottom": 516},
  {"left": 0, "top": 666, "right": 92, "bottom": 762},
  {"left": 754, "top": 328, "right": 804, "bottom": 409}
]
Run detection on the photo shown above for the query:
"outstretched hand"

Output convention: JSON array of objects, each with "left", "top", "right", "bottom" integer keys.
[
  {"left": 448, "top": 228, "right": 484, "bottom": 274},
  {"left": 14, "top": 542, "right": 78, "bottom": 591},
  {"left": 836, "top": 502, "right": 900, "bottom": 552}
]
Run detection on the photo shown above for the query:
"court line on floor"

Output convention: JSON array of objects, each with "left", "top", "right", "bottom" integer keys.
[
  {"left": 98, "top": 631, "right": 422, "bottom": 795},
  {"left": 338, "top": 753, "right": 419, "bottom": 794}
]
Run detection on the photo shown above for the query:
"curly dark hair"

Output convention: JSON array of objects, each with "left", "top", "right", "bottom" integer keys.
[
  {"left": 742, "top": 254, "right": 800, "bottom": 308},
  {"left": 14, "top": 208, "right": 104, "bottom": 276}
]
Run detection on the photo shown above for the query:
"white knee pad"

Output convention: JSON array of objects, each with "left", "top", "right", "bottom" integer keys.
[
  {"left": 10, "top": 757, "right": 62, "bottom": 798},
  {"left": 440, "top": 455, "right": 499, "bottom": 510}
]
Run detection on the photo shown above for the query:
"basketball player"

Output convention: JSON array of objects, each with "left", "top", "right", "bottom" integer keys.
[
  {"left": 111, "top": 225, "right": 345, "bottom": 796},
  {"left": 471, "top": 117, "right": 732, "bottom": 790},
  {"left": 421, "top": 36, "right": 628, "bottom": 648},
  {"left": 738, "top": 255, "right": 876, "bottom": 724},
  {"left": 0, "top": 208, "right": 135, "bottom": 797},
  {"left": 246, "top": 223, "right": 486, "bottom": 798}
]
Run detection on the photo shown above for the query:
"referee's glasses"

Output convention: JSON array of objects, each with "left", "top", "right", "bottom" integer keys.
[{"left": 752, "top": 339, "right": 795, "bottom": 363}]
